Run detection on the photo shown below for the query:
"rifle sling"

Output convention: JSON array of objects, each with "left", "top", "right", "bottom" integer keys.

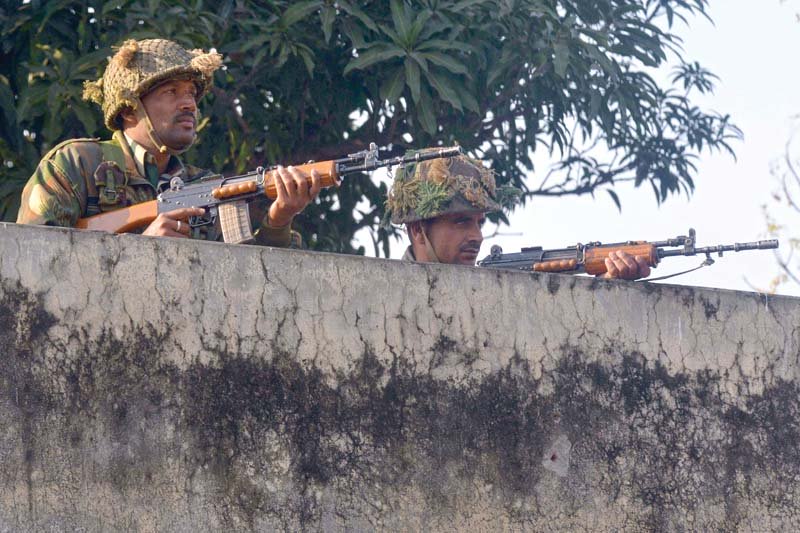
[{"left": 643, "top": 256, "right": 715, "bottom": 282}]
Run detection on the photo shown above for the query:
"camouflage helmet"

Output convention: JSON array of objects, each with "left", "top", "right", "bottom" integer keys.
[
  {"left": 386, "top": 151, "right": 511, "bottom": 224},
  {"left": 82, "top": 38, "right": 222, "bottom": 131}
]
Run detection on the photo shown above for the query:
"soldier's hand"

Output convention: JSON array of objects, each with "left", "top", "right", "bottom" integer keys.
[
  {"left": 267, "top": 166, "right": 322, "bottom": 227},
  {"left": 601, "top": 250, "right": 651, "bottom": 280},
  {"left": 142, "top": 207, "right": 204, "bottom": 238}
]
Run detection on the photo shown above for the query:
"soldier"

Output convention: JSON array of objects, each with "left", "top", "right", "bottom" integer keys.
[
  {"left": 385, "top": 153, "right": 650, "bottom": 279},
  {"left": 17, "top": 38, "right": 319, "bottom": 246}
]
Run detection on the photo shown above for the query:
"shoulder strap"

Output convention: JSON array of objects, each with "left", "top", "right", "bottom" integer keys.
[{"left": 101, "top": 131, "right": 138, "bottom": 177}]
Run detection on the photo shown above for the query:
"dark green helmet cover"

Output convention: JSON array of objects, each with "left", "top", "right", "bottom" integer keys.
[{"left": 386, "top": 150, "right": 518, "bottom": 224}]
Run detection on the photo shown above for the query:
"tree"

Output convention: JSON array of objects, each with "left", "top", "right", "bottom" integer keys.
[
  {"left": 1, "top": 0, "right": 739, "bottom": 256},
  {"left": 763, "top": 126, "right": 800, "bottom": 291},
  {"left": 761, "top": 0, "right": 800, "bottom": 292}
]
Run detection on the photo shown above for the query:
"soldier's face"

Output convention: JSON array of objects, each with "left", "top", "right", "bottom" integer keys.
[
  {"left": 140, "top": 79, "right": 199, "bottom": 151},
  {"left": 416, "top": 213, "right": 486, "bottom": 265}
]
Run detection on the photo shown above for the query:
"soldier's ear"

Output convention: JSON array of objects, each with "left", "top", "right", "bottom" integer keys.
[
  {"left": 119, "top": 107, "right": 137, "bottom": 128},
  {"left": 407, "top": 222, "right": 425, "bottom": 245}
]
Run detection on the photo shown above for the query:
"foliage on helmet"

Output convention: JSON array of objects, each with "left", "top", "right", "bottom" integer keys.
[
  {"left": 82, "top": 38, "right": 222, "bottom": 131},
  {"left": 385, "top": 151, "right": 514, "bottom": 224}
]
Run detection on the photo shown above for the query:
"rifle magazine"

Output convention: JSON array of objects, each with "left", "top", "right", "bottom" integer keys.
[{"left": 218, "top": 201, "right": 254, "bottom": 244}]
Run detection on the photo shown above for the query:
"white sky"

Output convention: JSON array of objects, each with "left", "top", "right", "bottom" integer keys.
[{"left": 363, "top": 0, "right": 800, "bottom": 297}]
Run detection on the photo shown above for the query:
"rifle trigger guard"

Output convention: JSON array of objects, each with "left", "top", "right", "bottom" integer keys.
[{"left": 189, "top": 207, "right": 215, "bottom": 229}]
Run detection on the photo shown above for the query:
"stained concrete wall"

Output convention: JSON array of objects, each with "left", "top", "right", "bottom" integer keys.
[{"left": 1, "top": 222, "right": 799, "bottom": 532}]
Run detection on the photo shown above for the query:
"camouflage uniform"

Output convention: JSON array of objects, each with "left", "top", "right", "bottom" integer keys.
[
  {"left": 385, "top": 151, "right": 516, "bottom": 262},
  {"left": 17, "top": 38, "right": 297, "bottom": 247}
]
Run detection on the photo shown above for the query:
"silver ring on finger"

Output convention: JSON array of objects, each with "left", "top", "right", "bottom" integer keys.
[{"left": 176, "top": 220, "right": 182, "bottom": 232}]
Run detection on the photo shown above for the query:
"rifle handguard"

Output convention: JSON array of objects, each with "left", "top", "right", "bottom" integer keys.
[
  {"left": 212, "top": 181, "right": 257, "bottom": 199},
  {"left": 583, "top": 243, "right": 659, "bottom": 275},
  {"left": 263, "top": 161, "right": 339, "bottom": 199},
  {"left": 533, "top": 259, "right": 578, "bottom": 272}
]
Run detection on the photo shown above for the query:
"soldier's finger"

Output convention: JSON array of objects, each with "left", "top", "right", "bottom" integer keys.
[
  {"left": 634, "top": 255, "right": 651, "bottom": 278},
  {"left": 616, "top": 251, "right": 638, "bottom": 278},
  {"left": 288, "top": 166, "right": 310, "bottom": 199},
  {"left": 309, "top": 169, "right": 322, "bottom": 199},
  {"left": 163, "top": 207, "right": 204, "bottom": 221},
  {"left": 279, "top": 167, "right": 298, "bottom": 194},
  {"left": 173, "top": 219, "right": 191, "bottom": 236},
  {"left": 604, "top": 257, "right": 619, "bottom": 279},
  {"left": 609, "top": 253, "right": 631, "bottom": 279},
  {"left": 273, "top": 166, "right": 289, "bottom": 201}
]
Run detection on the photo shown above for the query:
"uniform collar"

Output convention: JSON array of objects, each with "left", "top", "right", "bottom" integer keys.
[{"left": 123, "top": 131, "right": 185, "bottom": 179}]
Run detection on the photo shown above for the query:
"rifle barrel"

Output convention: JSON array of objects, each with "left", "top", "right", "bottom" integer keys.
[
  {"left": 658, "top": 239, "right": 779, "bottom": 258},
  {"left": 338, "top": 146, "right": 462, "bottom": 175}
]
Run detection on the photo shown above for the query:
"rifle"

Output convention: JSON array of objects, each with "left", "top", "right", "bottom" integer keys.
[
  {"left": 477, "top": 228, "right": 779, "bottom": 281},
  {"left": 76, "top": 144, "right": 462, "bottom": 244}
]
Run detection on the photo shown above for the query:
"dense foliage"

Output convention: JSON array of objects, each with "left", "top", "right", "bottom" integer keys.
[{"left": 0, "top": 0, "right": 739, "bottom": 255}]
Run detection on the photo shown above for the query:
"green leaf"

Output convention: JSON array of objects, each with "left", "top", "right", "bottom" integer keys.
[
  {"left": 452, "top": 0, "right": 491, "bottom": 12},
  {"left": 16, "top": 84, "right": 49, "bottom": 121},
  {"left": 298, "top": 48, "right": 315, "bottom": 75},
  {"left": 425, "top": 71, "right": 462, "bottom": 112},
  {"left": 416, "top": 90, "right": 437, "bottom": 135},
  {"left": 344, "top": 47, "right": 405, "bottom": 74},
  {"left": 405, "top": 58, "right": 421, "bottom": 103},
  {"left": 606, "top": 189, "right": 622, "bottom": 212},
  {"left": 281, "top": 1, "right": 322, "bottom": 27},
  {"left": 380, "top": 67, "right": 405, "bottom": 104},
  {"left": 408, "top": 8, "right": 432, "bottom": 46},
  {"left": 390, "top": 0, "right": 411, "bottom": 44},
  {"left": 418, "top": 52, "right": 468, "bottom": 75},
  {"left": 0, "top": 77, "right": 16, "bottom": 120},
  {"left": 377, "top": 23, "right": 403, "bottom": 48},
  {"left": 341, "top": 19, "right": 368, "bottom": 48},
  {"left": 276, "top": 45, "right": 290, "bottom": 69},
  {"left": 239, "top": 33, "right": 270, "bottom": 53},
  {"left": 73, "top": 49, "right": 113, "bottom": 74},
  {"left": 553, "top": 40, "right": 569, "bottom": 77},
  {"left": 320, "top": 5, "right": 336, "bottom": 44},
  {"left": 451, "top": 81, "right": 480, "bottom": 114},
  {"left": 417, "top": 39, "right": 476, "bottom": 54},
  {"left": 71, "top": 103, "right": 97, "bottom": 135},
  {"left": 409, "top": 52, "right": 429, "bottom": 73},
  {"left": 337, "top": 0, "right": 378, "bottom": 32}
]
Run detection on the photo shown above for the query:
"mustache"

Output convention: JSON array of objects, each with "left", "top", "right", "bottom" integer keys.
[
  {"left": 460, "top": 241, "right": 482, "bottom": 253},
  {"left": 173, "top": 112, "right": 196, "bottom": 125}
]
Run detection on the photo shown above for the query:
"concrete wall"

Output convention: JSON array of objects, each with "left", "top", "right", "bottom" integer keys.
[{"left": 1, "top": 222, "right": 799, "bottom": 532}]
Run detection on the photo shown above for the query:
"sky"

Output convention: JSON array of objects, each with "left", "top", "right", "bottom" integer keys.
[{"left": 364, "top": 0, "right": 800, "bottom": 298}]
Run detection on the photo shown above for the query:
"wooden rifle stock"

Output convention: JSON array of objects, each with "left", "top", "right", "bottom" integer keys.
[
  {"left": 75, "top": 200, "right": 158, "bottom": 233},
  {"left": 264, "top": 161, "right": 339, "bottom": 199},
  {"left": 534, "top": 242, "right": 659, "bottom": 275}
]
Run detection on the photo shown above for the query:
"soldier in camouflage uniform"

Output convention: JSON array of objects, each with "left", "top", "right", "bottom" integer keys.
[
  {"left": 17, "top": 38, "right": 319, "bottom": 246},
  {"left": 386, "top": 152, "right": 651, "bottom": 279}
]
